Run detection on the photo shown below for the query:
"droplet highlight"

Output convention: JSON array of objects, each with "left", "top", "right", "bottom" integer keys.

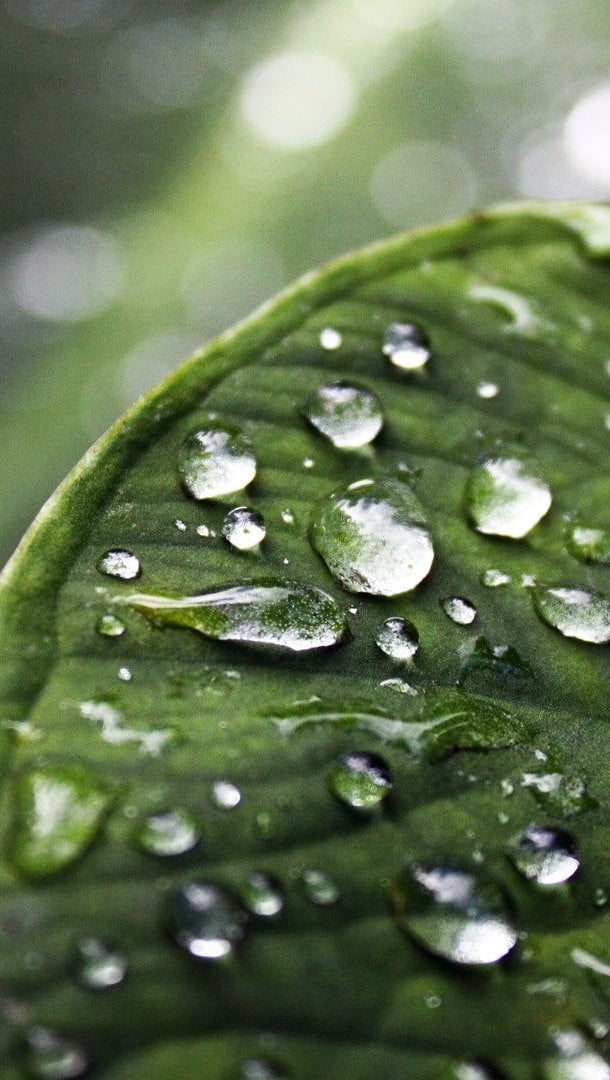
[
  {"left": 222, "top": 506, "right": 267, "bottom": 550},
  {"left": 96, "top": 613, "right": 126, "bottom": 638},
  {"left": 134, "top": 808, "right": 200, "bottom": 857},
  {"left": 166, "top": 881, "right": 249, "bottom": 959},
  {"left": 24, "top": 1027, "right": 89, "bottom": 1080},
  {"left": 383, "top": 321, "right": 431, "bottom": 370},
  {"left": 97, "top": 549, "right": 141, "bottom": 581},
  {"left": 178, "top": 424, "right": 256, "bottom": 500},
  {"left": 566, "top": 523, "right": 610, "bottom": 565},
  {"left": 466, "top": 455, "right": 552, "bottom": 538},
  {"left": 375, "top": 616, "right": 419, "bottom": 660},
  {"left": 533, "top": 585, "right": 610, "bottom": 644},
  {"left": 328, "top": 750, "right": 392, "bottom": 811},
  {"left": 72, "top": 936, "right": 127, "bottom": 990},
  {"left": 241, "top": 871, "right": 285, "bottom": 917},
  {"left": 508, "top": 825, "right": 580, "bottom": 885},
  {"left": 442, "top": 596, "right": 477, "bottom": 625}
]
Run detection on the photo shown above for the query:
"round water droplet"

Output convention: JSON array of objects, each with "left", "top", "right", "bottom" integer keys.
[
  {"left": 97, "top": 549, "right": 141, "bottom": 580},
  {"left": 389, "top": 864, "right": 517, "bottom": 965},
  {"left": 117, "top": 666, "right": 132, "bottom": 682},
  {"left": 566, "top": 524, "right": 610, "bottom": 565},
  {"left": 442, "top": 596, "right": 477, "bottom": 625},
  {"left": 178, "top": 425, "right": 256, "bottom": 501},
  {"left": 72, "top": 936, "right": 127, "bottom": 990},
  {"left": 211, "top": 780, "right": 242, "bottom": 809},
  {"left": 166, "top": 880, "right": 249, "bottom": 959},
  {"left": 328, "top": 750, "right": 392, "bottom": 811},
  {"left": 466, "top": 455, "right": 552, "bottom": 538},
  {"left": 24, "top": 1027, "right": 89, "bottom": 1079},
  {"left": 134, "top": 808, "right": 200, "bottom": 857},
  {"left": 533, "top": 585, "right": 610, "bottom": 644},
  {"left": 242, "top": 871, "right": 285, "bottom": 917},
  {"left": 508, "top": 825, "right": 580, "bottom": 885},
  {"left": 319, "top": 327, "right": 342, "bottom": 351},
  {"left": 477, "top": 381, "right": 499, "bottom": 399},
  {"left": 383, "top": 321, "right": 431, "bottom": 370},
  {"left": 238, "top": 1060, "right": 290, "bottom": 1080},
  {"left": 96, "top": 613, "right": 126, "bottom": 638},
  {"left": 222, "top": 506, "right": 267, "bottom": 550},
  {"left": 481, "top": 569, "right": 511, "bottom": 588},
  {"left": 301, "top": 380, "right": 384, "bottom": 449},
  {"left": 375, "top": 616, "right": 419, "bottom": 660},
  {"left": 301, "top": 868, "right": 340, "bottom": 907},
  {"left": 543, "top": 1029, "right": 610, "bottom": 1079},
  {"left": 310, "top": 478, "right": 434, "bottom": 596}
]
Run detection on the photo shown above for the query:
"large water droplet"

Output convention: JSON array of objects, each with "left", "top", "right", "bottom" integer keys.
[
  {"left": 166, "top": 881, "right": 249, "bottom": 959},
  {"left": 134, "top": 808, "right": 200, "bottom": 857},
  {"left": 301, "top": 380, "right": 384, "bottom": 448},
  {"left": 389, "top": 864, "right": 517, "bottom": 965},
  {"left": 24, "top": 1027, "right": 89, "bottom": 1079},
  {"left": 310, "top": 478, "right": 434, "bottom": 596},
  {"left": 375, "top": 616, "right": 419, "bottom": 660},
  {"left": 301, "top": 868, "right": 340, "bottom": 907},
  {"left": 542, "top": 1029, "right": 610, "bottom": 1079},
  {"left": 12, "top": 766, "right": 111, "bottom": 879},
  {"left": 328, "top": 750, "right": 392, "bottom": 811},
  {"left": 466, "top": 455, "right": 552, "bottom": 538},
  {"left": 123, "top": 579, "right": 348, "bottom": 653},
  {"left": 533, "top": 585, "right": 610, "bottom": 644},
  {"left": 508, "top": 825, "right": 580, "bottom": 885},
  {"left": 442, "top": 596, "right": 477, "bottom": 625},
  {"left": 383, "top": 322, "right": 431, "bottom": 370},
  {"left": 72, "top": 936, "right": 128, "bottom": 990},
  {"left": 178, "top": 424, "right": 256, "bottom": 500},
  {"left": 241, "top": 871, "right": 285, "bottom": 917},
  {"left": 222, "top": 506, "right": 267, "bottom": 550},
  {"left": 96, "top": 612, "right": 126, "bottom": 638},
  {"left": 566, "top": 523, "right": 610, "bottom": 565},
  {"left": 97, "top": 549, "right": 141, "bottom": 580}
]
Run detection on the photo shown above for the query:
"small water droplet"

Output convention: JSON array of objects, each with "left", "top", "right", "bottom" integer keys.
[
  {"left": 72, "top": 936, "right": 127, "bottom": 990},
  {"left": 379, "top": 677, "right": 418, "bottom": 695},
  {"left": 383, "top": 321, "right": 430, "bottom": 370},
  {"left": 238, "top": 1059, "right": 290, "bottom": 1080},
  {"left": 280, "top": 508, "right": 295, "bottom": 525},
  {"left": 425, "top": 993, "right": 443, "bottom": 1009},
  {"left": 328, "top": 750, "right": 392, "bottom": 812},
  {"left": 24, "top": 1027, "right": 89, "bottom": 1079},
  {"left": 196, "top": 523, "right": 211, "bottom": 537},
  {"left": 222, "top": 507, "right": 267, "bottom": 550},
  {"left": 303, "top": 457, "right": 315, "bottom": 469},
  {"left": 178, "top": 424, "right": 256, "bottom": 500},
  {"left": 375, "top": 616, "right": 419, "bottom": 660},
  {"left": 96, "top": 613, "right": 126, "bottom": 638},
  {"left": 466, "top": 455, "right": 552, "bottom": 538},
  {"left": 175, "top": 518, "right": 187, "bottom": 532},
  {"left": 319, "top": 327, "right": 342, "bottom": 350},
  {"left": 389, "top": 864, "right": 517, "bottom": 965},
  {"left": 508, "top": 825, "right": 580, "bottom": 885},
  {"left": 117, "top": 666, "right": 132, "bottom": 682},
  {"left": 442, "top": 596, "right": 477, "bottom": 625},
  {"left": 166, "top": 880, "right": 249, "bottom": 959},
  {"left": 533, "top": 585, "right": 610, "bottom": 644},
  {"left": 594, "top": 888, "right": 608, "bottom": 907},
  {"left": 459, "top": 636, "right": 534, "bottom": 682},
  {"left": 566, "top": 524, "right": 610, "bottom": 565},
  {"left": 211, "top": 780, "right": 242, "bottom": 809},
  {"left": 97, "top": 549, "right": 141, "bottom": 580},
  {"left": 310, "top": 478, "right": 434, "bottom": 596},
  {"left": 301, "top": 380, "right": 384, "bottom": 449},
  {"left": 241, "top": 871, "right": 285, "bottom": 917},
  {"left": 543, "top": 1029, "right": 610, "bottom": 1079},
  {"left": 301, "top": 868, "right": 340, "bottom": 907},
  {"left": 481, "top": 569, "right": 511, "bottom": 590},
  {"left": 477, "top": 381, "right": 499, "bottom": 399},
  {"left": 134, "top": 808, "right": 200, "bottom": 857}
]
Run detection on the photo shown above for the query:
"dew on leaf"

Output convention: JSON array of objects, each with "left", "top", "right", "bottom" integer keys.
[
  {"left": 241, "top": 871, "right": 285, "bottom": 917},
  {"left": 508, "top": 825, "right": 580, "bottom": 885},
  {"left": 280, "top": 508, "right": 295, "bottom": 525},
  {"left": 379, "top": 677, "right": 418, "bottom": 696},
  {"left": 542, "top": 1029, "right": 610, "bottom": 1079},
  {"left": 465, "top": 454, "right": 552, "bottom": 538},
  {"left": 301, "top": 868, "right": 340, "bottom": 907},
  {"left": 222, "top": 506, "right": 267, "bottom": 550},
  {"left": 375, "top": 616, "right": 419, "bottom": 660},
  {"left": 310, "top": 478, "right": 434, "bottom": 596},
  {"left": 211, "top": 780, "right": 242, "bottom": 809},
  {"left": 97, "top": 549, "right": 141, "bottom": 580},
  {"left": 23, "top": 1027, "right": 89, "bottom": 1079},
  {"left": 477, "top": 381, "right": 499, "bottom": 399},
  {"left": 238, "top": 1059, "right": 290, "bottom": 1080},
  {"left": 389, "top": 864, "right": 517, "bottom": 965},
  {"left": 117, "top": 666, "right": 132, "bottom": 682},
  {"left": 134, "top": 808, "right": 200, "bottom": 857},
  {"left": 328, "top": 750, "right": 392, "bottom": 812},
  {"left": 72, "top": 936, "right": 127, "bottom": 990},
  {"left": 175, "top": 518, "right": 187, "bottom": 532},
  {"left": 442, "top": 596, "right": 477, "bottom": 625},
  {"left": 319, "top": 327, "right": 342, "bottom": 350},
  {"left": 520, "top": 772, "right": 595, "bottom": 817},
  {"left": 96, "top": 613, "right": 126, "bottom": 638},
  {"left": 383, "top": 321, "right": 431, "bottom": 370},
  {"left": 566, "top": 524, "right": 610, "bottom": 565},
  {"left": 166, "top": 880, "right": 249, "bottom": 960},
  {"left": 458, "top": 636, "right": 534, "bottom": 683},
  {"left": 301, "top": 379, "right": 384, "bottom": 449},
  {"left": 178, "top": 424, "right": 256, "bottom": 500},
  {"left": 481, "top": 569, "right": 511, "bottom": 588},
  {"left": 533, "top": 585, "right": 610, "bottom": 644}
]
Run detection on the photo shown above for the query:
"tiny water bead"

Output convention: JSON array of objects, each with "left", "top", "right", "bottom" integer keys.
[
  {"left": 97, "top": 549, "right": 141, "bottom": 580},
  {"left": 533, "top": 585, "right": 610, "bottom": 644},
  {"left": 72, "top": 936, "right": 127, "bottom": 990},
  {"left": 223, "top": 506, "right": 267, "bottom": 550},
  {"left": 241, "top": 871, "right": 285, "bottom": 917},
  {"left": 481, "top": 569, "right": 511, "bottom": 588},
  {"left": 96, "top": 612, "right": 126, "bottom": 638},
  {"left": 477, "top": 381, "right": 499, "bottom": 399},
  {"left": 566, "top": 523, "right": 610, "bottom": 565},
  {"left": 24, "top": 1027, "right": 89, "bottom": 1080},
  {"left": 319, "top": 327, "right": 342, "bottom": 350},
  {"left": 166, "top": 881, "right": 249, "bottom": 959},
  {"left": 328, "top": 750, "right": 392, "bottom": 811},
  {"left": 178, "top": 424, "right": 256, "bottom": 500},
  {"left": 300, "top": 380, "right": 384, "bottom": 449},
  {"left": 508, "top": 826, "right": 580, "bottom": 886},
  {"left": 134, "top": 808, "right": 200, "bottom": 857},
  {"left": 375, "top": 616, "right": 419, "bottom": 660},
  {"left": 389, "top": 864, "right": 517, "bottom": 965},
  {"left": 442, "top": 596, "right": 477, "bottom": 626},
  {"left": 542, "top": 1029, "right": 610, "bottom": 1079},
  {"left": 466, "top": 454, "right": 552, "bottom": 538},
  {"left": 211, "top": 780, "right": 242, "bottom": 809},
  {"left": 310, "top": 478, "right": 434, "bottom": 596},
  {"left": 301, "top": 868, "right": 341, "bottom": 907},
  {"left": 383, "top": 321, "right": 431, "bottom": 370}
]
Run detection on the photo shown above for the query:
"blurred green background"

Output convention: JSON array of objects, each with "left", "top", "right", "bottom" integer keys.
[{"left": 1, "top": 0, "right": 609, "bottom": 565}]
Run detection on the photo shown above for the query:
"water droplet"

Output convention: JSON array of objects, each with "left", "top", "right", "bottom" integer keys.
[
  {"left": 196, "top": 523, "right": 211, "bottom": 537},
  {"left": 481, "top": 569, "right": 511, "bottom": 588},
  {"left": 328, "top": 750, "right": 392, "bottom": 811},
  {"left": 310, "top": 478, "right": 434, "bottom": 596},
  {"left": 301, "top": 868, "right": 340, "bottom": 906},
  {"left": 379, "top": 677, "right": 418, "bottom": 695},
  {"left": 301, "top": 380, "right": 384, "bottom": 449},
  {"left": 533, "top": 585, "right": 610, "bottom": 644},
  {"left": 211, "top": 780, "right": 242, "bottom": 809},
  {"left": 175, "top": 518, "right": 187, "bottom": 532},
  {"left": 319, "top": 327, "right": 342, "bottom": 350},
  {"left": 477, "top": 381, "right": 499, "bottom": 399},
  {"left": 383, "top": 321, "right": 430, "bottom": 370},
  {"left": 97, "top": 549, "right": 141, "bottom": 580},
  {"left": 241, "top": 871, "right": 285, "bottom": 917},
  {"left": 134, "top": 808, "right": 200, "bottom": 857},
  {"left": 303, "top": 457, "right": 315, "bottom": 469},
  {"left": 280, "top": 508, "right": 295, "bottom": 525},
  {"left": 124, "top": 579, "right": 348, "bottom": 653},
  {"left": 375, "top": 616, "right": 419, "bottom": 660},
  {"left": 24, "top": 1027, "right": 89, "bottom": 1079},
  {"left": 238, "top": 1060, "right": 290, "bottom": 1080},
  {"left": 571, "top": 947, "right": 610, "bottom": 978},
  {"left": 389, "top": 864, "right": 517, "bottom": 965},
  {"left": 594, "top": 888, "right": 608, "bottom": 907},
  {"left": 466, "top": 455, "right": 552, "bottom": 538},
  {"left": 566, "top": 524, "right": 610, "bottom": 565},
  {"left": 178, "top": 424, "right": 256, "bottom": 500},
  {"left": 79, "top": 699, "right": 175, "bottom": 756},
  {"left": 117, "top": 666, "right": 132, "bottom": 682},
  {"left": 459, "top": 636, "right": 534, "bottom": 682},
  {"left": 222, "top": 506, "right": 267, "bottom": 550},
  {"left": 166, "top": 880, "right": 249, "bottom": 959},
  {"left": 520, "top": 771, "right": 595, "bottom": 817},
  {"left": 72, "top": 936, "right": 127, "bottom": 990},
  {"left": 442, "top": 596, "right": 477, "bottom": 625},
  {"left": 542, "top": 1029, "right": 610, "bottom": 1079},
  {"left": 508, "top": 825, "right": 580, "bottom": 885},
  {"left": 12, "top": 766, "right": 111, "bottom": 879},
  {"left": 96, "top": 613, "right": 126, "bottom": 638}
]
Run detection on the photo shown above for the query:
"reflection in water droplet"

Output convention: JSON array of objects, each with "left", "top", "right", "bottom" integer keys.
[
  {"left": 319, "top": 327, "right": 342, "bottom": 350},
  {"left": 389, "top": 864, "right": 517, "bottom": 965},
  {"left": 223, "top": 506, "right": 267, "bottom": 550},
  {"left": 477, "top": 381, "right": 499, "bottom": 399},
  {"left": 134, "top": 808, "right": 200, "bottom": 857},
  {"left": 533, "top": 585, "right": 610, "bottom": 644},
  {"left": 301, "top": 380, "right": 384, "bottom": 449},
  {"left": 211, "top": 780, "right": 242, "bottom": 809},
  {"left": 375, "top": 616, "right": 419, "bottom": 660},
  {"left": 328, "top": 751, "right": 392, "bottom": 811},
  {"left": 242, "top": 871, "right": 285, "bottom": 917},
  {"left": 566, "top": 524, "right": 610, "bottom": 565},
  {"left": 24, "top": 1027, "right": 89, "bottom": 1079},
  {"left": 442, "top": 596, "right": 477, "bottom": 625},
  {"left": 508, "top": 825, "right": 580, "bottom": 885},
  {"left": 96, "top": 613, "right": 126, "bottom": 638},
  {"left": 73, "top": 936, "right": 127, "bottom": 990},
  {"left": 383, "top": 322, "right": 431, "bottom": 370},
  {"left": 97, "top": 549, "right": 141, "bottom": 580},
  {"left": 310, "top": 478, "right": 434, "bottom": 596},
  {"left": 178, "top": 425, "right": 256, "bottom": 500},
  {"left": 166, "top": 881, "right": 249, "bottom": 959},
  {"left": 481, "top": 569, "right": 511, "bottom": 588},
  {"left": 466, "top": 455, "right": 552, "bottom": 538},
  {"left": 301, "top": 869, "right": 340, "bottom": 906},
  {"left": 542, "top": 1029, "right": 610, "bottom": 1079}
]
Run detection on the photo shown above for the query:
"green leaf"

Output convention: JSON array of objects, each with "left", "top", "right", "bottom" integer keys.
[{"left": 1, "top": 202, "right": 610, "bottom": 1078}]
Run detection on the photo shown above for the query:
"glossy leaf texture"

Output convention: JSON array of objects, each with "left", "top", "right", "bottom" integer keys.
[{"left": 1, "top": 202, "right": 610, "bottom": 1079}]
